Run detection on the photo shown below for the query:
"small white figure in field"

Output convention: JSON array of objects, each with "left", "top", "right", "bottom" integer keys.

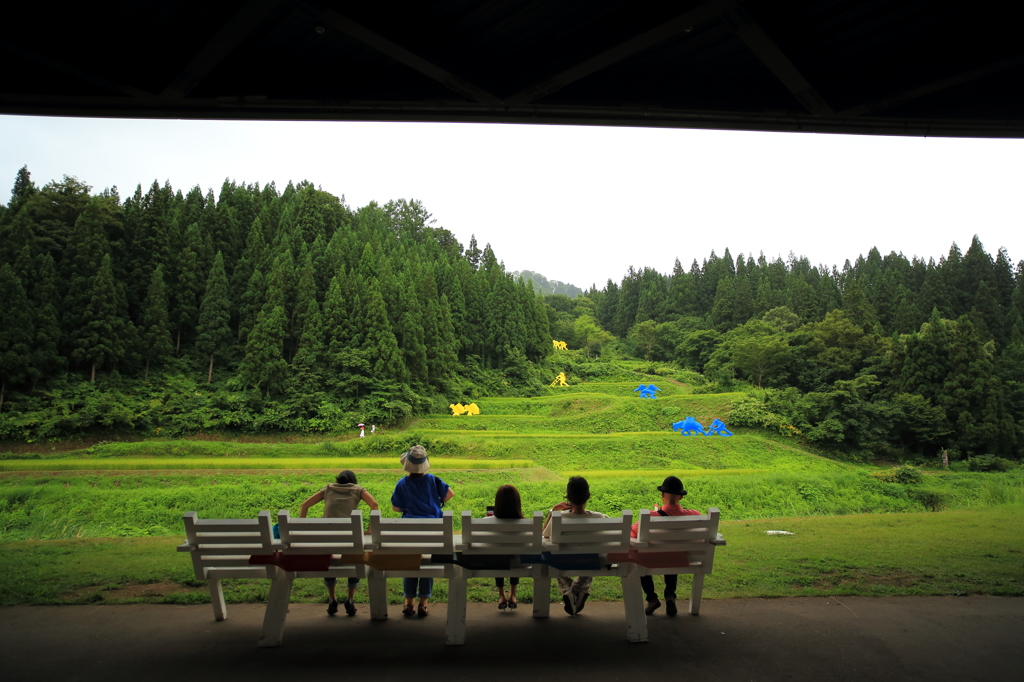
[
  {"left": 358, "top": 423, "right": 365, "bottom": 438},
  {"left": 370, "top": 424, "right": 376, "bottom": 434}
]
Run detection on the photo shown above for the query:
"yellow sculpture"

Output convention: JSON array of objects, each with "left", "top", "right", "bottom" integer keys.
[
  {"left": 465, "top": 402, "right": 480, "bottom": 416},
  {"left": 550, "top": 371, "right": 569, "bottom": 387},
  {"left": 449, "top": 403, "right": 467, "bottom": 416},
  {"left": 552, "top": 340, "right": 568, "bottom": 350}
]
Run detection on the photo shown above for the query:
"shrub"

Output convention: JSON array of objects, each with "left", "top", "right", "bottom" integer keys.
[
  {"left": 870, "top": 465, "right": 923, "bottom": 485},
  {"left": 965, "top": 455, "right": 1014, "bottom": 473},
  {"left": 907, "top": 486, "right": 948, "bottom": 511}
]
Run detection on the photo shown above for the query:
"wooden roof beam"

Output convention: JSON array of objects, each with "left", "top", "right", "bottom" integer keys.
[
  {"left": 722, "top": 6, "right": 832, "bottom": 116},
  {"left": 160, "top": 0, "right": 286, "bottom": 99},
  {"left": 292, "top": 0, "right": 501, "bottom": 106},
  {"left": 504, "top": 0, "right": 738, "bottom": 106},
  {"left": 839, "top": 53, "right": 1024, "bottom": 118}
]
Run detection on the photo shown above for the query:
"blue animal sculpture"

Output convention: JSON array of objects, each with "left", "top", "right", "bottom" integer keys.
[
  {"left": 705, "top": 418, "right": 733, "bottom": 436},
  {"left": 643, "top": 384, "right": 661, "bottom": 399},
  {"left": 671, "top": 416, "right": 706, "bottom": 436},
  {"left": 634, "top": 384, "right": 648, "bottom": 397}
]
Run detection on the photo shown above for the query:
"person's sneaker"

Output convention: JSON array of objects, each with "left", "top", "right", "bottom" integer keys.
[
  {"left": 574, "top": 592, "right": 589, "bottom": 614},
  {"left": 563, "top": 595, "right": 575, "bottom": 615},
  {"left": 344, "top": 599, "right": 356, "bottom": 616},
  {"left": 326, "top": 599, "right": 339, "bottom": 616},
  {"left": 644, "top": 598, "right": 662, "bottom": 615},
  {"left": 665, "top": 599, "right": 677, "bottom": 616}
]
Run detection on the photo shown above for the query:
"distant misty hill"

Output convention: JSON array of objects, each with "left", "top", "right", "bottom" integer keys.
[{"left": 512, "top": 270, "right": 585, "bottom": 298}]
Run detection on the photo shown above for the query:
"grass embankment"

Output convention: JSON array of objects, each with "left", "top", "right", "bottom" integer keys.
[
  {"left": 2, "top": 468, "right": 1020, "bottom": 541},
  {"left": 2, "top": 506, "right": 1020, "bottom": 607},
  {"left": 2, "top": 379, "right": 1021, "bottom": 606}
]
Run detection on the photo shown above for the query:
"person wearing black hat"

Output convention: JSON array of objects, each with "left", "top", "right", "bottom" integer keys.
[{"left": 629, "top": 475, "right": 703, "bottom": 616}]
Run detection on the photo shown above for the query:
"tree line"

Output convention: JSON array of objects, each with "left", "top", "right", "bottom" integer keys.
[
  {"left": 0, "top": 167, "right": 549, "bottom": 432},
  {"left": 543, "top": 241, "right": 1024, "bottom": 460},
  {"left": 1, "top": 166, "right": 1021, "bottom": 461}
]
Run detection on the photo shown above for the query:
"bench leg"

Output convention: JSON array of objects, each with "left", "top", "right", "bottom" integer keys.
[
  {"left": 258, "top": 570, "right": 293, "bottom": 648},
  {"left": 445, "top": 567, "right": 467, "bottom": 646},
  {"left": 532, "top": 568, "right": 551, "bottom": 619},
  {"left": 368, "top": 568, "right": 389, "bottom": 620},
  {"left": 689, "top": 572, "right": 705, "bottom": 615},
  {"left": 621, "top": 565, "right": 649, "bottom": 643},
  {"left": 208, "top": 578, "right": 227, "bottom": 621}
]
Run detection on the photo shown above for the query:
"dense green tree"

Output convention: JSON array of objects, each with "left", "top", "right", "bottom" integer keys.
[
  {"left": 195, "top": 252, "right": 232, "bottom": 382},
  {"left": 71, "top": 254, "right": 127, "bottom": 381},
  {"left": 139, "top": 265, "right": 173, "bottom": 379},
  {"left": 0, "top": 264, "right": 33, "bottom": 409}
]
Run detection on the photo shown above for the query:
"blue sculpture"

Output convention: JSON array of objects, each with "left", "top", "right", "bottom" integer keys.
[
  {"left": 705, "top": 419, "right": 733, "bottom": 437},
  {"left": 672, "top": 416, "right": 706, "bottom": 436},
  {"left": 634, "top": 384, "right": 661, "bottom": 399}
]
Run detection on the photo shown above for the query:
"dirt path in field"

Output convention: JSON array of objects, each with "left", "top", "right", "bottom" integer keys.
[{"left": 2, "top": 596, "right": 1021, "bottom": 682}]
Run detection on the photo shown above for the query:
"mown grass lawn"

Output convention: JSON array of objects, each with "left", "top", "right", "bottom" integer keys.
[{"left": 2, "top": 505, "right": 1020, "bottom": 607}]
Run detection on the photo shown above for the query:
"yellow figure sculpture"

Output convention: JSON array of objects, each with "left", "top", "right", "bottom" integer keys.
[
  {"left": 449, "top": 403, "right": 467, "bottom": 416},
  {"left": 552, "top": 340, "right": 569, "bottom": 351},
  {"left": 550, "top": 371, "right": 569, "bottom": 387},
  {"left": 465, "top": 402, "right": 480, "bottom": 416}
]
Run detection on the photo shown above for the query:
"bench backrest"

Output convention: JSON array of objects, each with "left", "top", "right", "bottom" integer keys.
[
  {"left": 276, "top": 510, "right": 365, "bottom": 554},
  {"left": 181, "top": 511, "right": 277, "bottom": 577},
  {"left": 632, "top": 507, "right": 721, "bottom": 551},
  {"left": 547, "top": 510, "right": 633, "bottom": 553},
  {"left": 369, "top": 510, "right": 455, "bottom": 553},
  {"left": 459, "top": 511, "right": 545, "bottom": 554}
]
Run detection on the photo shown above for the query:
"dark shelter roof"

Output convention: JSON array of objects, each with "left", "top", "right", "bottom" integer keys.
[{"left": 3, "top": 0, "right": 1023, "bottom": 138}]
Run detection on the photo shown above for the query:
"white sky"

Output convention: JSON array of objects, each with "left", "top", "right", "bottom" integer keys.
[{"left": 2, "top": 114, "right": 1022, "bottom": 290}]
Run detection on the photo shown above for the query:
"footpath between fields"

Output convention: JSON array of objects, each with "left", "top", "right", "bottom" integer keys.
[{"left": 2, "top": 596, "right": 1021, "bottom": 681}]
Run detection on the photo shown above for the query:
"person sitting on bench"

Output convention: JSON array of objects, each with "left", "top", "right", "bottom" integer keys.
[{"left": 543, "top": 476, "right": 607, "bottom": 616}]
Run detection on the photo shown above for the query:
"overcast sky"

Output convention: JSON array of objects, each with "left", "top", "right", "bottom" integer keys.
[{"left": 2, "top": 114, "right": 1021, "bottom": 289}]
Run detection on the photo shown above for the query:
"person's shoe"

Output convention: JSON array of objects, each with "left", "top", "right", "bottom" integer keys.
[
  {"left": 563, "top": 595, "right": 575, "bottom": 615},
  {"left": 344, "top": 599, "right": 357, "bottom": 616},
  {"left": 507, "top": 598, "right": 517, "bottom": 610},
  {"left": 327, "top": 599, "right": 339, "bottom": 616},
  {"left": 417, "top": 604, "right": 429, "bottom": 617},
  {"left": 644, "top": 598, "right": 662, "bottom": 615},
  {"left": 574, "top": 593, "right": 589, "bottom": 614},
  {"left": 665, "top": 599, "right": 677, "bottom": 617},
  {"left": 498, "top": 599, "right": 507, "bottom": 610},
  {"left": 402, "top": 604, "right": 415, "bottom": 617}
]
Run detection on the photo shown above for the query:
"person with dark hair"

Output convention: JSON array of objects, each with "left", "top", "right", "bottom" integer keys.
[
  {"left": 391, "top": 445, "right": 455, "bottom": 617},
  {"left": 492, "top": 484, "right": 524, "bottom": 610},
  {"left": 542, "top": 476, "right": 607, "bottom": 616},
  {"left": 630, "top": 475, "right": 702, "bottom": 616},
  {"left": 300, "top": 470, "right": 379, "bottom": 616}
]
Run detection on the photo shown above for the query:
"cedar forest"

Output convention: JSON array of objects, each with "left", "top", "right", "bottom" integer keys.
[{"left": 1, "top": 167, "right": 1022, "bottom": 463}]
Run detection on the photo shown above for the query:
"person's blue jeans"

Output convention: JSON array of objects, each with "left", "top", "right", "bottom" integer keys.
[{"left": 403, "top": 577, "right": 433, "bottom": 599}]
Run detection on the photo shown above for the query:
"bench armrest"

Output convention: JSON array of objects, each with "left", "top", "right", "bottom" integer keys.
[
  {"left": 176, "top": 543, "right": 195, "bottom": 552},
  {"left": 711, "top": 533, "right": 727, "bottom": 546}
]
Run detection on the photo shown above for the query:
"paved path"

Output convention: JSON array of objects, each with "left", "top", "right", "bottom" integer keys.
[{"left": 2, "top": 597, "right": 1022, "bottom": 682}]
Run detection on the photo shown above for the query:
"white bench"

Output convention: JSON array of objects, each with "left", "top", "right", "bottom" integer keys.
[
  {"left": 176, "top": 511, "right": 278, "bottom": 621},
  {"left": 626, "top": 507, "right": 726, "bottom": 616},
  {"left": 365, "top": 509, "right": 457, "bottom": 621},
  {"left": 445, "top": 511, "right": 547, "bottom": 645},
  {"left": 539, "top": 510, "right": 648, "bottom": 642},
  {"left": 256, "top": 510, "right": 370, "bottom": 647}
]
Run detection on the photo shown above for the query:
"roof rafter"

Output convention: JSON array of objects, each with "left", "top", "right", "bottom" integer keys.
[
  {"left": 504, "top": 0, "right": 738, "bottom": 106},
  {"left": 293, "top": 0, "right": 502, "bottom": 106},
  {"left": 839, "top": 53, "right": 1024, "bottom": 118},
  {"left": 722, "top": 6, "right": 832, "bottom": 115},
  {"left": 0, "top": 40, "right": 153, "bottom": 99},
  {"left": 160, "top": 0, "right": 286, "bottom": 99}
]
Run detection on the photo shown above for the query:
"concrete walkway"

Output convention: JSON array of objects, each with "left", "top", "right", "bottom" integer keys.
[{"left": 2, "top": 597, "right": 1022, "bottom": 682}]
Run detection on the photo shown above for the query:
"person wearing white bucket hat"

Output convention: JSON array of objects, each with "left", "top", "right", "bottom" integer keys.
[{"left": 391, "top": 445, "right": 455, "bottom": 617}]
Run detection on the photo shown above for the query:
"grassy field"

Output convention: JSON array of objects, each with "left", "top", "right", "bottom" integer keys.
[
  {"left": 2, "top": 379, "right": 1021, "bottom": 605},
  {"left": 1, "top": 506, "right": 1020, "bottom": 607}
]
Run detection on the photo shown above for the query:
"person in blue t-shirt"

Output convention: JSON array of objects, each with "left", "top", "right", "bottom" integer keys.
[{"left": 390, "top": 445, "right": 455, "bottom": 617}]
